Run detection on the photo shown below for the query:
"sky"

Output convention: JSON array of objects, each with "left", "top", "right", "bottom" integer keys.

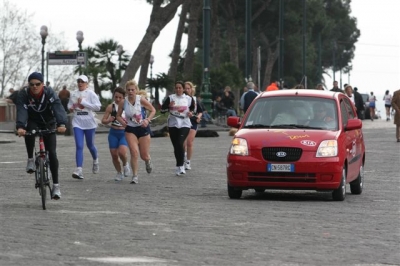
[{"left": 6, "top": 0, "right": 400, "bottom": 113}]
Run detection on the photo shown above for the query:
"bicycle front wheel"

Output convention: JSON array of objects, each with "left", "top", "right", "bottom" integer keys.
[{"left": 38, "top": 157, "right": 47, "bottom": 210}]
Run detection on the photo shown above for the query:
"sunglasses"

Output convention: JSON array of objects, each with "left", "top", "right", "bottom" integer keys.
[
  {"left": 29, "top": 82, "right": 42, "bottom": 87},
  {"left": 77, "top": 80, "right": 86, "bottom": 83}
]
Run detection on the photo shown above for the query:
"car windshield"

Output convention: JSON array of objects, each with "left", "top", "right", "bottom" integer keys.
[{"left": 243, "top": 96, "right": 338, "bottom": 130}]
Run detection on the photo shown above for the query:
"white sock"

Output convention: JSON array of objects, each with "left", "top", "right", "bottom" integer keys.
[{"left": 53, "top": 183, "right": 59, "bottom": 187}]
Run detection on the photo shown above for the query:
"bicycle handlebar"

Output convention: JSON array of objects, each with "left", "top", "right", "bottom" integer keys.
[{"left": 24, "top": 129, "right": 57, "bottom": 136}]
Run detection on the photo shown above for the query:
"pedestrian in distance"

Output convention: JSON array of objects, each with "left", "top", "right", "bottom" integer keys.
[
  {"left": 160, "top": 81, "right": 195, "bottom": 176},
  {"left": 368, "top": 91, "right": 377, "bottom": 121},
  {"left": 330, "top": 80, "right": 344, "bottom": 93},
  {"left": 240, "top": 81, "right": 258, "bottom": 114},
  {"left": 183, "top": 81, "right": 204, "bottom": 170},
  {"left": 58, "top": 85, "right": 70, "bottom": 113},
  {"left": 265, "top": 81, "right": 279, "bottom": 91},
  {"left": 67, "top": 75, "right": 102, "bottom": 180},
  {"left": 383, "top": 90, "right": 393, "bottom": 121},
  {"left": 116, "top": 80, "right": 156, "bottom": 184},
  {"left": 315, "top": 84, "right": 324, "bottom": 90},
  {"left": 391, "top": 89, "right": 400, "bottom": 142},
  {"left": 221, "top": 86, "right": 237, "bottom": 117},
  {"left": 352, "top": 87, "right": 365, "bottom": 119},
  {"left": 15, "top": 72, "right": 67, "bottom": 199},
  {"left": 6, "top": 88, "right": 19, "bottom": 104},
  {"left": 101, "top": 87, "right": 131, "bottom": 181}
]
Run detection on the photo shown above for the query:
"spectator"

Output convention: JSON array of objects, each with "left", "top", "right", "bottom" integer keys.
[
  {"left": 315, "top": 84, "right": 324, "bottom": 90},
  {"left": 6, "top": 88, "right": 19, "bottom": 104},
  {"left": 197, "top": 95, "right": 211, "bottom": 128},
  {"left": 221, "top": 86, "right": 237, "bottom": 117},
  {"left": 265, "top": 81, "right": 279, "bottom": 91},
  {"left": 58, "top": 85, "right": 70, "bottom": 113},
  {"left": 330, "top": 81, "right": 343, "bottom": 93},
  {"left": 241, "top": 82, "right": 258, "bottom": 113},
  {"left": 352, "top": 87, "right": 365, "bottom": 119},
  {"left": 391, "top": 89, "right": 400, "bottom": 142}
]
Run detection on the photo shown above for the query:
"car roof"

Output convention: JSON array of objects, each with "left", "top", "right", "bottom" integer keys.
[{"left": 258, "top": 89, "right": 341, "bottom": 101}]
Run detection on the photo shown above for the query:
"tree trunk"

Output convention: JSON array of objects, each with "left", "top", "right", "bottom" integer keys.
[
  {"left": 168, "top": 2, "right": 190, "bottom": 81},
  {"left": 223, "top": 1, "right": 239, "bottom": 68},
  {"left": 120, "top": 0, "right": 184, "bottom": 86},
  {"left": 260, "top": 33, "right": 279, "bottom": 90},
  {"left": 211, "top": 0, "right": 221, "bottom": 68},
  {"left": 138, "top": 48, "right": 152, "bottom": 90},
  {"left": 183, "top": 1, "right": 202, "bottom": 81}
]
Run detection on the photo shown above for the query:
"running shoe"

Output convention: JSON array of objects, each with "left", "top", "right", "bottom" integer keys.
[
  {"left": 145, "top": 160, "right": 153, "bottom": 174},
  {"left": 114, "top": 172, "right": 124, "bottom": 181},
  {"left": 123, "top": 164, "right": 131, "bottom": 177},
  {"left": 92, "top": 160, "right": 99, "bottom": 174},
  {"left": 26, "top": 158, "right": 36, "bottom": 173},
  {"left": 130, "top": 175, "right": 139, "bottom": 184},
  {"left": 52, "top": 184, "right": 61, "bottom": 200},
  {"left": 72, "top": 168, "right": 84, "bottom": 179},
  {"left": 185, "top": 161, "right": 191, "bottom": 170},
  {"left": 176, "top": 166, "right": 186, "bottom": 176}
]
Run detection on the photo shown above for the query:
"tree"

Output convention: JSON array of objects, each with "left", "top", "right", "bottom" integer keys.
[{"left": 120, "top": 0, "right": 185, "bottom": 86}]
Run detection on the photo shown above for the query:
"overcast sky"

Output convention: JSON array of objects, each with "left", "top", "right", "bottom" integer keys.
[{"left": 8, "top": 0, "right": 400, "bottom": 102}]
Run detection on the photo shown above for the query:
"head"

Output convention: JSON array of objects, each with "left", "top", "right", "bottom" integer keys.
[
  {"left": 46, "top": 81, "right": 50, "bottom": 86},
  {"left": 175, "top": 81, "right": 185, "bottom": 96},
  {"left": 316, "top": 84, "right": 324, "bottom": 90},
  {"left": 313, "top": 102, "right": 328, "bottom": 120},
  {"left": 333, "top": 81, "right": 338, "bottom": 88},
  {"left": 62, "top": 85, "right": 67, "bottom": 90},
  {"left": 354, "top": 87, "right": 358, "bottom": 92},
  {"left": 113, "top": 87, "right": 125, "bottom": 104},
  {"left": 137, "top": 89, "right": 148, "bottom": 100},
  {"left": 28, "top": 72, "right": 44, "bottom": 96},
  {"left": 184, "top": 81, "right": 196, "bottom": 97},
  {"left": 125, "top": 80, "right": 139, "bottom": 98},
  {"left": 370, "top": 91, "right": 374, "bottom": 95},
  {"left": 77, "top": 75, "right": 89, "bottom": 91},
  {"left": 9, "top": 88, "right": 14, "bottom": 93},
  {"left": 295, "top": 84, "right": 305, "bottom": 90},
  {"left": 343, "top": 84, "right": 348, "bottom": 89},
  {"left": 247, "top": 82, "right": 255, "bottom": 90},
  {"left": 385, "top": 90, "right": 389, "bottom": 95},
  {"left": 344, "top": 85, "right": 353, "bottom": 96},
  {"left": 224, "top": 86, "right": 231, "bottom": 93}
]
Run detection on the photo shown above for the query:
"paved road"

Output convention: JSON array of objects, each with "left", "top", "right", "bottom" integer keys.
[{"left": 0, "top": 120, "right": 399, "bottom": 266}]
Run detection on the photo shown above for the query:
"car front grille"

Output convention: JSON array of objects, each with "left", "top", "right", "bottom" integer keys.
[
  {"left": 248, "top": 172, "right": 316, "bottom": 183},
  {"left": 262, "top": 147, "right": 303, "bottom": 162}
]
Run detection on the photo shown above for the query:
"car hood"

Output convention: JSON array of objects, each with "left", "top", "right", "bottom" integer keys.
[{"left": 235, "top": 128, "right": 340, "bottom": 151}]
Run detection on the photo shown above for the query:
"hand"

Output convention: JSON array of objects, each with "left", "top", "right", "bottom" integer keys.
[
  {"left": 109, "top": 116, "right": 115, "bottom": 123},
  {"left": 169, "top": 101, "right": 175, "bottom": 107},
  {"left": 141, "top": 118, "right": 150, "bottom": 128},
  {"left": 17, "top": 128, "right": 26, "bottom": 137},
  {"left": 57, "top": 126, "right": 66, "bottom": 134}
]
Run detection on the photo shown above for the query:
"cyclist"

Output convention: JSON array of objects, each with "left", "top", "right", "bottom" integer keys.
[{"left": 16, "top": 72, "right": 67, "bottom": 199}]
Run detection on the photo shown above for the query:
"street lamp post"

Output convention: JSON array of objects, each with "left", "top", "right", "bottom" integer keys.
[
  {"left": 200, "top": 0, "right": 212, "bottom": 113},
  {"left": 76, "top": 31, "right": 84, "bottom": 74},
  {"left": 117, "top": 45, "right": 123, "bottom": 84},
  {"left": 149, "top": 55, "right": 154, "bottom": 99},
  {"left": 40, "top": 26, "right": 48, "bottom": 78}
]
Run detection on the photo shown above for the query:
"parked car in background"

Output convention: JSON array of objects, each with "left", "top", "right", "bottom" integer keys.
[{"left": 226, "top": 90, "right": 365, "bottom": 201}]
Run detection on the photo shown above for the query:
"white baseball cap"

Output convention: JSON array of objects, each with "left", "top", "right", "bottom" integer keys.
[{"left": 77, "top": 75, "right": 88, "bottom": 83}]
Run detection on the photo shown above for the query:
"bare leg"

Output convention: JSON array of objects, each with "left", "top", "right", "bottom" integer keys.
[
  {"left": 110, "top": 148, "right": 122, "bottom": 173},
  {"left": 125, "top": 132, "right": 140, "bottom": 176},
  {"left": 138, "top": 135, "right": 151, "bottom": 162}
]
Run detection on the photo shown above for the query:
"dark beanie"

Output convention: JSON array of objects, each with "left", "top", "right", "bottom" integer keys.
[{"left": 28, "top": 72, "right": 44, "bottom": 83}]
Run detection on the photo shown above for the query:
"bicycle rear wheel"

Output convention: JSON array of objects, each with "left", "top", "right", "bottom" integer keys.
[{"left": 38, "top": 157, "right": 47, "bottom": 210}]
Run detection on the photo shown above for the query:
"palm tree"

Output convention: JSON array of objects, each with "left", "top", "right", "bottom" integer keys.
[{"left": 147, "top": 73, "right": 173, "bottom": 109}]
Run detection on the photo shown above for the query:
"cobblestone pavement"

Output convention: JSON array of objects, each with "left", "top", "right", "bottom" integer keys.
[{"left": 0, "top": 120, "right": 399, "bottom": 266}]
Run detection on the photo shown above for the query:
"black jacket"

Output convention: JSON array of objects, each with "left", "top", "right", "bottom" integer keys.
[
  {"left": 353, "top": 91, "right": 364, "bottom": 111},
  {"left": 16, "top": 86, "right": 67, "bottom": 130}
]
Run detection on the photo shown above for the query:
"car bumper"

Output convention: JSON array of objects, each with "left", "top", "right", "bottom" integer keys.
[{"left": 227, "top": 153, "right": 343, "bottom": 191}]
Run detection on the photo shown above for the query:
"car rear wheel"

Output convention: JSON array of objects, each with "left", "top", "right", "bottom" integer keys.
[
  {"left": 332, "top": 166, "right": 346, "bottom": 201},
  {"left": 227, "top": 184, "right": 242, "bottom": 199},
  {"left": 350, "top": 163, "right": 364, "bottom": 195}
]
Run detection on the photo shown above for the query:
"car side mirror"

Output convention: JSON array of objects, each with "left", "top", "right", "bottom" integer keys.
[
  {"left": 227, "top": 116, "right": 241, "bottom": 128},
  {"left": 345, "top": 118, "right": 362, "bottom": 131}
]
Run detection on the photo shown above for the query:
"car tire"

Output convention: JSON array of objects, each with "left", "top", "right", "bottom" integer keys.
[
  {"left": 227, "top": 184, "right": 242, "bottom": 199},
  {"left": 350, "top": 163, "right": 364, "bottom": 195},
  {"left": 254, "top": 188, "right": 265, "bottom": 193},
  {"left": 332, "top": 166, "right": 346, "bottom": 201}
]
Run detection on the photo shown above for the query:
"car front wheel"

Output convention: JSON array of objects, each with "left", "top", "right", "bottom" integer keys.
[
  {"left": 228, "top": 184, "right": 242, "bottom": 199},
  {"left": 332, "top": 166, "right": 346, "bottom": 201},
  {"left": 350, "top": 163, "right": 364, "bottom": 195}
]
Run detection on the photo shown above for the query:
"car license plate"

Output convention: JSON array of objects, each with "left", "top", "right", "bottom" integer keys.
[{"left": 267, "top": 163, "right": 294, "bottom": 172}]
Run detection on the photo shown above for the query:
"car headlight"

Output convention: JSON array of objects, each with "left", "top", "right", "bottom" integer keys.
[
  {"left": 316, "top": 140, "right": 338, "bottom": 157},
  {"left": 230, "top": 138, "right": 248, "bottom": 156}
]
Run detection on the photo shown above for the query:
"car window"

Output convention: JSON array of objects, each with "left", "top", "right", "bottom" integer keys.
[
  {"left": 244, "top": 96, "right": 338, "bottom": 130},
  {"left": 340, "top": 100, "right": 349, "bottom": 126},
  {"left": 342, "top": 97, "right": 355, "bottom": 119}
]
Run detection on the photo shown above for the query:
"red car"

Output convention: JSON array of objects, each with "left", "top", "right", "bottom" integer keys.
[{"left": 226, "top": 90, "right": 365, "bottom": 201}]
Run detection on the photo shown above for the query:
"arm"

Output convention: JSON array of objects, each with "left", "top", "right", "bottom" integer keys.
[
  {"left": 115, "top": 99, "right": 127, "bottom": 127},
  {"left": 160, "top": 96, "right": 171, "bottom": 114},
  {"left": 48, "top": 88, "right": 67, "bottom": 129},
  {"left": 80, "top": 91, "right": 101, "bottom": 111},
  {"left": 101, "top": 104, "right": 113, "bottom": 125},
  {"left": 140, "top": 97, "right": 156, "bottom": 127}
]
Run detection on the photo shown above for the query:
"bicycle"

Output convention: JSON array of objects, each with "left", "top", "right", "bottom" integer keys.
[{"left": 25, "top": 128, "right": 56, "bottom": 210}]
